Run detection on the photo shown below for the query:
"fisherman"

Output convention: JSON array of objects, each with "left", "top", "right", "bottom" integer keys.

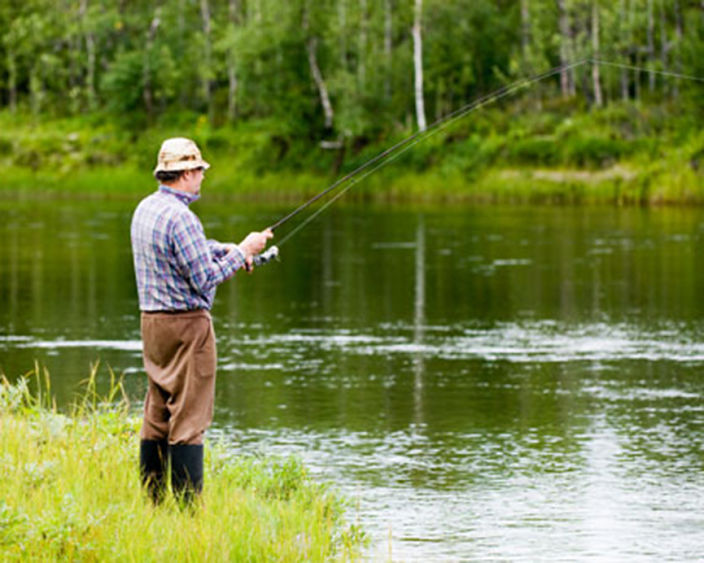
[{"left": 131, "top": 137, "right": 272, "bottom": 504}]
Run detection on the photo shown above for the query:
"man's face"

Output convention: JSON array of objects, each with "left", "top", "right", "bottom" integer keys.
[{"left": 183, "top": 167, "right": 205, "bottom": 194}]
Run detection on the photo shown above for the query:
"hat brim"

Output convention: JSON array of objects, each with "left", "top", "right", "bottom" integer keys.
[{"left": 154, "top": 159, "right": 211, "bottom": 173}]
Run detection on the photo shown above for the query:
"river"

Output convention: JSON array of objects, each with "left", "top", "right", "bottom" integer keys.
[{"left": 1, "top": 196, "right": 703, "bottom": 560}]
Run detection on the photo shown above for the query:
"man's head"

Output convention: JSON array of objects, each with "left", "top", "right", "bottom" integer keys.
[{"left": 154, "top": 137, "right": 210, "bottom": 194}]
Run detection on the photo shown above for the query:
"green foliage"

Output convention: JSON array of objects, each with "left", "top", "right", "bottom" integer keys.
[
  {"left": 2, "top": 0, "right": 701, "bottom": 140},
  {"left": 507, "top": 136, "right": 560, "bottom": 166},
  {"left": 0, "top": 0, "right": 702, "bottom": 207},
  {"left": 101, "top": 50, "right": 145, "bottom": 116},
  {"left": 2, "top": 91, "right": 704, "bottom": 206}
]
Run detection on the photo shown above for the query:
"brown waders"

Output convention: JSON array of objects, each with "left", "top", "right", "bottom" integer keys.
[{"left": 138, "top": 309, "right": 216, "bottom": 504}]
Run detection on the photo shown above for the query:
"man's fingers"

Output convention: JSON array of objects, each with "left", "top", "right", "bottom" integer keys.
[{"left": 238, "top": 229, "right": 274, "bottom": 260}]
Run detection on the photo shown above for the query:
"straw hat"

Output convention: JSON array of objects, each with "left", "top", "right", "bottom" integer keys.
[{"left": 154, "top": 137, "right": 210, "bottom": 173}]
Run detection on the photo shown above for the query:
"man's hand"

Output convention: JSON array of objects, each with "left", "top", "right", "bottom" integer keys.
[{"left": 238, "top": 229, "right": 274, "bottom": 271}]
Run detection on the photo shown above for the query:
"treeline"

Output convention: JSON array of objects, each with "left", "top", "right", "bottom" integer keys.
[{"left": 1, "top": 0, "right": 703, "bottom": 142}]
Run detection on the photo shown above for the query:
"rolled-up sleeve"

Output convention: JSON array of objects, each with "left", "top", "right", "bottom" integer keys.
[
  {"left": 171, "top": 211, "right": 246, "bottom": 296},
  {"left": 207, "top": 239, "right": 235, "bottom": 259}
]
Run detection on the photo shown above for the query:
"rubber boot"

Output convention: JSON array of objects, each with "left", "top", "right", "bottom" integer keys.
[
  {"left": 169, "top": 444, "right": 204, "bottom": 506},
  {"left": 139, "top": 439, "right": 168, "bottom": 504}
]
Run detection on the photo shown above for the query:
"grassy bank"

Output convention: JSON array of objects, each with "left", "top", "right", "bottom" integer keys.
[
  {"left": 2, "top": 100, "right": 704, "bottom": 204},
  {"left": 0, "top": 368, "right": 365, "bottom": 561}
]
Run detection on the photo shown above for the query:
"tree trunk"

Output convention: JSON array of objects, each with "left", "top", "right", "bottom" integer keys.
[
  {"left": 630, "top": 0, "right": 640, "bottom": 101},
  {"left": 521, "top": 0, "right": 531, "bottom": 66},
  {"left": 358, "top": 0, "right": 368, "bottom": 93},
  {"left": 85, "top": 33, "right": 97, "bottom": 111},
  {"left": 647, "top": 0, "right": 655, "bottom": 91},
  {"left": 200, "top": 0, "right": 213, "bottom": 117},
  {"left": 384, "top": 0, "right": 393, "bottom": 101},
  {"left": 620, "top": 0, "right": 629, "bottom": 100},
  {"left": 30, "top": 63, "right": 42, "bottom": 117},
  {"left": 307, "top": 38, "right": 335, "bottom": 131},
  {"left": 660, "top": 0, "right": 670, "bottom": 97},
  {"left": 673, "top": 0, "right": 683, "bottom": 98},
  {"left": 339, "top": 0, "right": 347, "bottom": 70},
  {"left": 304, "top": 2, "right": 334, "bottom": 131},
  {"left": 79, "top": 0, "right": 97, "bottom": 112},
  {"left": 7, "top": 50, "right": 17, "bottom": 113},
  {"left": 557, "top": 0, "right": 573, "bottom": 98},
  {"left": 591, "top": 1, "right": 603, "bottom": 107},
  {"left": 178, "top": 0, "right": 187, "bottom": 106},
  {"left": 143, "top": 9, "right": 161, "bottom": 120},
  {"left": 412, "top": 0, "right": 427, "bottom": 132},
  {"left": 227, "top": 0, "right": 239, "bottom": 122}
]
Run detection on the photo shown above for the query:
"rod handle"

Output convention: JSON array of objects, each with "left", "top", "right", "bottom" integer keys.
[{"left": 252, "top": 245, "right": 279, "bottom": 267}]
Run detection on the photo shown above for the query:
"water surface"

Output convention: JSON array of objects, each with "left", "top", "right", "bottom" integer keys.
[{"left": 1, "top": 198, "right": 703, "bottom": 560}]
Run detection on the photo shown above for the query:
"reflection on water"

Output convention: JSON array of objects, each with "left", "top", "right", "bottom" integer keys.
[{"left": 1, "top": 199, "right": 704, "bottom": 559}]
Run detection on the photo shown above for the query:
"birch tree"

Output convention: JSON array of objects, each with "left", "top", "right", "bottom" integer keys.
[
  {"left": 79, "top": 0, "right": 97, "bottom": 111},
  {"left": 412, "top": 0, "right": 427, "bottom": 132},
  {"left": 619, "top": 0, "right": 629, "bottom": 100},
  {"left": 521, "top": 0, "right": 531, "bottom": 65},
  {"left": 358, "top": 0, "right": 368, "bottom": 93},
  {"left": 673, "top": 0, "right": 683, "bottom": 97},
  {"left": 384, "top": 0, "right": 393, "bottom": 101},
  {"left": 304, "top": 0, "right": 334, "bottom": 132},
  {"left": 647, "top": 0, "right": 655, "bottom": 91},
  {"left": 591, "top": 0, "right": 603, "bottom": 106},
  {"left": 0, "top": 0, "right": 702, "bottom": 136},
  {"left": 142, "top": 8, "right": 160, "bottom": 120},
  {"left": 557, "top": 0, "right": 575, "bottom": 97},
  {"left": 338, "top": 0, "right": 347, "bottom": 71},
  {"left": 200, "top": 0, "right": 214, "bottom": 117},
  {"left": 226, "top": 0, "right": 240, "bottom": 122}
]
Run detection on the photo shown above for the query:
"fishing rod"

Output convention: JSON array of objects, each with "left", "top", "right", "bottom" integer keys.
[
  {"left": 252, "top": 57, "right": 703, "bottom": 268},
  {"left": 253, "top": 59, "right": 588, "bottom": 266}
]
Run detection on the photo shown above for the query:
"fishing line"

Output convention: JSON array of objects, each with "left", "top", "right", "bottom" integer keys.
[
  {"left": 272, "top": 58, "right": 591, "bottom": 247},
  {"left": 275, "top": 59, "right": 591, "bottom": 248},
  {"left": 590, "top": 59, "right": 704, "bottom": 84},
  {"left": 252, "top": 57, "right": 704, "bottom": 266}
]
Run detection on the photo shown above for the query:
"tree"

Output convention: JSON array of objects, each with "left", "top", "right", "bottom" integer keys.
[
  {"left": 591, "top": 0, "right": 603, "bottom": 106},
  {"left": 557, "top": 0, "right": 576, "bottom": 97},
  {"left": 303, "top": 0, "right": 334, "bottom": 133},
  {"left": 412, "top": 0, "right": 427, "bottom": 132}
]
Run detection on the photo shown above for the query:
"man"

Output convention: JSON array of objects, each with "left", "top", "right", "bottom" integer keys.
[{"left": 131, "top": 137, "right": 272, "bottom": 504}]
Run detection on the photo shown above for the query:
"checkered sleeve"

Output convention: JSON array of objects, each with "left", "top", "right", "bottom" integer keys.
[
  {"left": 171, "top": 211, "right": 246, "bottom": 295},
  {"left": 207, "top": 239, "right": 228, "bottom": 259}
]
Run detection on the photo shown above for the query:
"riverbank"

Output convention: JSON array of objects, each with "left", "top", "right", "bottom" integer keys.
[
  {"left": 2, "top": 100, "right": 703, "bottom": 204},
  {"left": 0, "top": 368, "right": 364, "bottom": 561}
]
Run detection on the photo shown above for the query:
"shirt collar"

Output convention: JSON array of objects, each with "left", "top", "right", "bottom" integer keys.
[{"left": 158, "top": 184, "right": 200, "bottom": 205}]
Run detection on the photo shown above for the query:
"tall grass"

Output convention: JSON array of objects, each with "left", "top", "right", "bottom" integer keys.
[
  {"left": 3, "top": 101, "right": 704, "bottom": 204},
  {"left": 0, "top": 365, "right": 365, "bottom": 561}
]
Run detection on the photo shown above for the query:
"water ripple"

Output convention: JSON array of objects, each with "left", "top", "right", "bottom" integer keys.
[{"left": 225, "top": 321, "right": 704, "bottom": 364}]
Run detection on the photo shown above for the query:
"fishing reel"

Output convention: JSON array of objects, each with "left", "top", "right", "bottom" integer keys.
[{"left": 252, "top": 245, "right": 279, "bottom": 268}]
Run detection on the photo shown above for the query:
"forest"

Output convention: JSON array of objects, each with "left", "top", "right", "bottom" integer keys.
[{"left": 2, "top": 0, "right": 704, "bottom": 202}]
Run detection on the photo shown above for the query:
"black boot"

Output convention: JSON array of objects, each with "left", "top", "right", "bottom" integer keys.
[
  {"left": 169, "top": 444, "right": 204, "bottom": 506},
  {"left": 139, "top": 439, "right": 168, "bottom": 504}
]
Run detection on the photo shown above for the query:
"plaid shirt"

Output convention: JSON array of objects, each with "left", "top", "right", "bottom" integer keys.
[{"left": 131, "top": 185, "right": 246, "bottom": 311}]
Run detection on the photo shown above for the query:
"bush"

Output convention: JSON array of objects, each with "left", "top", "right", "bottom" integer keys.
[
  {"left": 563, "top": 136, "right": 628, "bottom": 168},
  {"left": 505, "top": 136, "right": 560, "bottom": 166}
]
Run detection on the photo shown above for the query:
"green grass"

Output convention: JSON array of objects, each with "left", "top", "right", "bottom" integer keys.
[
  {"left": 3, "top": 100, "right": 704, "bottom": 204},
  {"left": 0, "top": 366, "right": 366, "bottom": 561}
]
